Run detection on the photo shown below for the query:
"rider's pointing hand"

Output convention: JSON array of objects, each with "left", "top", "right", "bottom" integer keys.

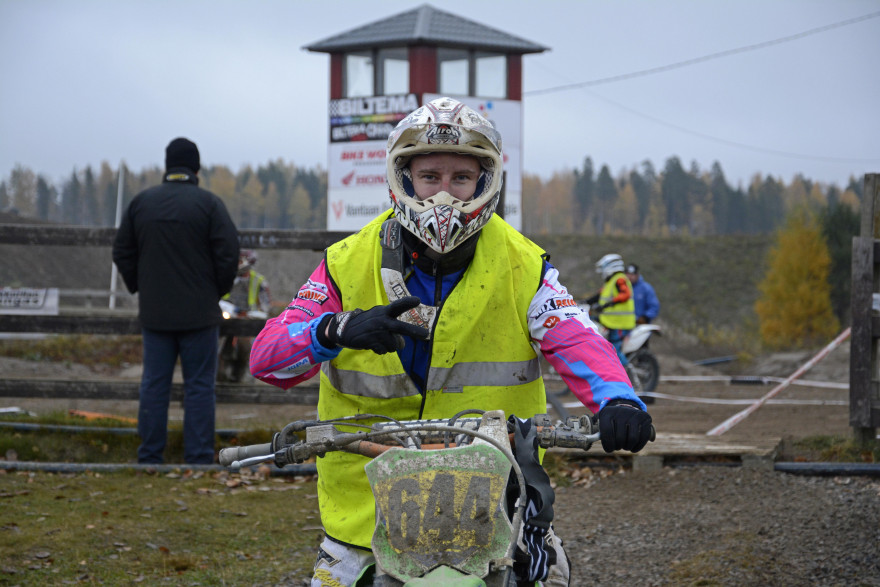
[
  {"left": 597, "top": 399, "right": 653, "bottom": 453},
  {"left": 318, "top": 296, "right": 429, "bottom": 355}
]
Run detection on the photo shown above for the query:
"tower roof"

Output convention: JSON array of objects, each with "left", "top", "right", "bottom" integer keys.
[{"left": 304, "top": 4, "right": 547, "bottom": 55}]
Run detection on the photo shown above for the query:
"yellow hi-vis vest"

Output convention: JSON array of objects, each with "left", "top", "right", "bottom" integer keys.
[
  {"left": 317, "top": 211, "right": 548, "bottom": 548},
  {"left": 598, "top": 272, "right": 636, "bottom": 330}
]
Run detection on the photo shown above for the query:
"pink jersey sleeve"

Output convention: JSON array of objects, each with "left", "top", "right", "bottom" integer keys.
[
  {"left": 529, "top": 265, "right": 644, "bottom": 413},
  {"left": 249, "top": 260, "right": 343, "bottom": 389}
]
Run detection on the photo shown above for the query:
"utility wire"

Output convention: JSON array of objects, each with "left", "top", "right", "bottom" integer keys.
[
  {"left": 524, "top": 11, "right": 880, "bottom": 164},
  {"left": 582, "top": 88, "right": 880, "bottom": 164},
  {"left": 525, "top": 11, "right": 880, "bottom": 96}
]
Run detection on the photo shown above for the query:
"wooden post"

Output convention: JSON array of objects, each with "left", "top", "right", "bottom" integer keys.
[{"left": 850, "top": 173, "right": 880, "bottom": 446}]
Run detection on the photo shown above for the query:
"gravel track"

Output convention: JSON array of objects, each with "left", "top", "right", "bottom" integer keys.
[{"left": 553, "top": 466, "right": 880, "bottom": 586}]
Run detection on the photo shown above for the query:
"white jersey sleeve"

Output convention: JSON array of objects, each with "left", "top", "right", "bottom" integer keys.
[{"left": 528, "top": 265, "right": 599, "bottom": 344}]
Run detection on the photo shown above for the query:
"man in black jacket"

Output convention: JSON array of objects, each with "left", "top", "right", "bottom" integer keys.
[{"left": 112, "top": 138, "right": 239, "bottom": 464}]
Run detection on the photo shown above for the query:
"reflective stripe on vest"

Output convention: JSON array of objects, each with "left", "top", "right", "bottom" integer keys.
[
  {"left": 323, "top": 357, "right": 543, "bottom": 398},
  {"left": 599, "top": 271, "right": 636, "bottom": 330},
  {"left": 317, "top": 210, "right": 548, "bottom": 548}
]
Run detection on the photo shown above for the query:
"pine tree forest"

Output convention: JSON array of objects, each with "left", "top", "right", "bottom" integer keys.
[
  {"left": 0, "top": 160, "right": 328, "bottom": 231},
  {"left": 521, "top": 157, "right": 862, "bottom": 237},
  {"left": 0, "top": 155, "right": 863, "bottom": 235}
]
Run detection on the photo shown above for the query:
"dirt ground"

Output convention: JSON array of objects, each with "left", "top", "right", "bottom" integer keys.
[{"left": 2, "top": 340, "right": 878, "bottom": 586}]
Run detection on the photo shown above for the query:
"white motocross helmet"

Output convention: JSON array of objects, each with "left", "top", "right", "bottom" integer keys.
[
  {"left": 386, "top": 97, "right": 503, "bottom": 254},
  {"left": 596, "top": 253, "right": 626, "bottom": 280}
]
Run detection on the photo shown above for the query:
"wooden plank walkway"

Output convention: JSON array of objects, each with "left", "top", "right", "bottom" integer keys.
[
  {"left": 634, "top": 433, "right": 781, "bottom": 470},
  {"left": 552, "top": 433, "right": 781, "bottom": 470}
]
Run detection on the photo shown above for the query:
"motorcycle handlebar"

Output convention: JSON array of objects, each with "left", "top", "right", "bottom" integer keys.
[
  {"left": 217, "top": 416, "right": 656, "bottom": 471},
  {"left": 218, "top": 442, "right": 274, "bottom": 467}
]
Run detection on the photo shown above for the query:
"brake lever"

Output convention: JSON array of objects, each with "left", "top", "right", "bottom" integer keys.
[{"left": 229, "top": 454, "right": 275, "bottom": 470}]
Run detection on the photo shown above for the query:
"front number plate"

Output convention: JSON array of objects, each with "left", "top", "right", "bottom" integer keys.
[{"left": 365, "top": 444, "right": 513, "bottom": 580}]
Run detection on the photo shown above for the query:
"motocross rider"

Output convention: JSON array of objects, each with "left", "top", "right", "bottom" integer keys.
[
  {"left": 218, "top": 250, "right": 271, "bottom": 382},
  {"left": 585, "top": 253, "right": 636, "bottom": 367},
  {"left": 249, "top": 97, "right": 653, "bottom": 586}
]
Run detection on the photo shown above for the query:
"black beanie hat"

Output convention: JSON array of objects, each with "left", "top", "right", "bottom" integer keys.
[{"left": 165, "top": 137, "right": 200, "bottom": 172}]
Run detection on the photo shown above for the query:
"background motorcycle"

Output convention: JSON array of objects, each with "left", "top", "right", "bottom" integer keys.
[
  {"left": 217, "top": 300, "right": 267, "bottom": 383},
  {"left": 620, "top": 322, "right": 661, "bottom": 393}
]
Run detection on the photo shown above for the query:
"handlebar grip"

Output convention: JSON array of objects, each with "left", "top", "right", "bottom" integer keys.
[{"left": 218, "top": 442, "right": 273, "bottom": 467}]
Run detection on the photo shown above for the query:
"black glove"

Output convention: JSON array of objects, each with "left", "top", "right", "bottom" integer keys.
[
  {"left": 597, "top": 399, "right": 653, "bottom": 453},
  {"left": 597, "top": 302, "right": 611, "bottom": 312},
  {"left": 318, "top": 296, "right": 429, "bottom": 355}
]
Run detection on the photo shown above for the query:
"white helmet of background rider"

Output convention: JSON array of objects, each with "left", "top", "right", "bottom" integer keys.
[
  {"left": 386, "top": 97, "right": 503, "bottom": 254},
  {"left": 596, "top": 253, "right": 625, "bottom": 281}
]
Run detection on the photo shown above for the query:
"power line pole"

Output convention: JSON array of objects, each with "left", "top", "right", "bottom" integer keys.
[{"left": 108, "top": 162, "right": 124, "bottom": 310}]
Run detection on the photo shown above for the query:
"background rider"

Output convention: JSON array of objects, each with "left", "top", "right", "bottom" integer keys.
[
  {"left": 217, "top": 249, "right": 271, "bottom": 382},
  {"left": 223, "top": 249, "right": 271, "bottom": 315},
  {"left": 584, "top": 253, "right": 635, "bottom": 369}
]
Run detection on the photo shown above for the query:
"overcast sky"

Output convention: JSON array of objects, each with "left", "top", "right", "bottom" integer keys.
[{"left": 1, "top": 0, "right": 878, "bottom": 191}]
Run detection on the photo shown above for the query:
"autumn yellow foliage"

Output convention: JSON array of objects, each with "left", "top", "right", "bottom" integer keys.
[{"left": 755, "top": 208, "right": 840, "bottom": 349}]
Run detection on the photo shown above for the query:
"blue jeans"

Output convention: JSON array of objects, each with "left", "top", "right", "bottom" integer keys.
[
  {"left": 138, "top": 326, "right": 219, "bottom": 464},
  {"left": 606, "top": 328, "right": 630, "bottom": 366}
]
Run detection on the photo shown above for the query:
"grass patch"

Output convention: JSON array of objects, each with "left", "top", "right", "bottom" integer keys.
[
  {"left": 789, "top": 435, "right": 879, "bottom": 463},
  {"left": 0, "top": 335, "right": 142, "bottom": 368},
  {"left": 690, "top": 323, "right": 760, "bottom": 356},
  {"left": 668, "top": 531, "right": 778, "bottom": 585},
  {"left": 0, "top": 411, "right": 274, "bottom": 464},
  {"left": 0, "top": 468, "right": 320, "bottom": 585}
]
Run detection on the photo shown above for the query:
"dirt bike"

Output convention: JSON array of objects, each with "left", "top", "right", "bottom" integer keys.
[
  {"left": 217, "top": 300, "right": 267, "bottom": 383},
  {"left": 580, "top": 304, "right": 661, "bottom": 395},
  {"left": 220, "top": 409, "right": 650, "bottom": 586}
]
